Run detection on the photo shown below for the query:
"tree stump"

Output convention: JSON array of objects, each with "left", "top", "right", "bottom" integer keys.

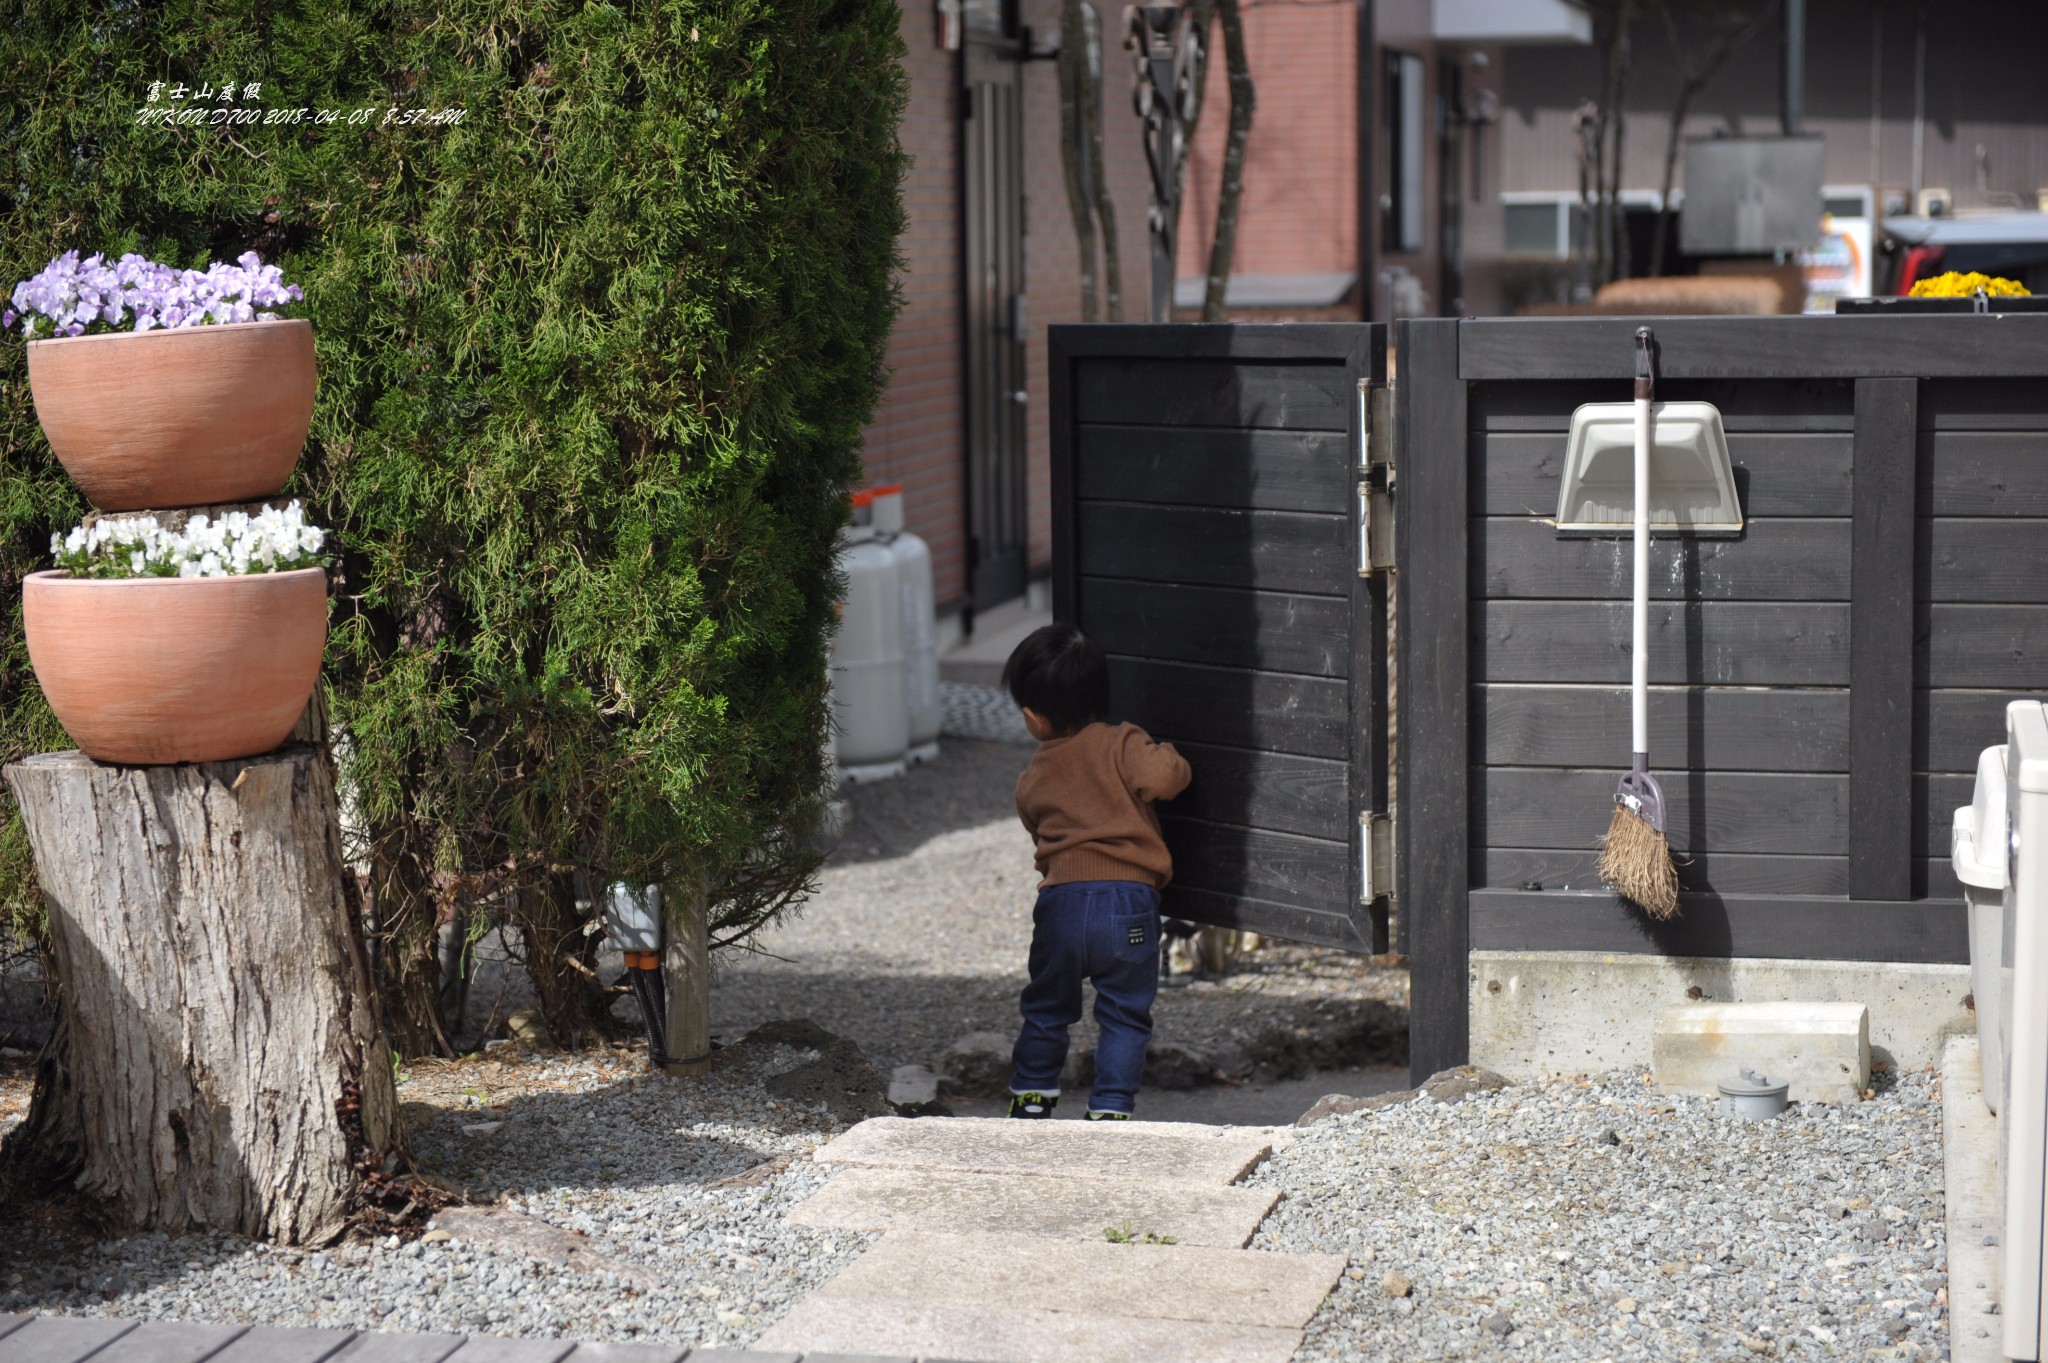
[{"left": 1, "top": 744, "right": 399, "bottom": 1243}]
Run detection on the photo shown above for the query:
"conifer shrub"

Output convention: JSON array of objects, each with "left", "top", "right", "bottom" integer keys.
[{"left": 0, "top": 0, "right": 906, "bottom": 1051}]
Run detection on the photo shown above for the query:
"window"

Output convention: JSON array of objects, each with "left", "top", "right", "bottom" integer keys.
[
  {"left": 1504, "top": 201, "right": 1566, "bottom": 256},
  {"left": 1384, "top": 51, "right": 1425, "bottom": 254}
]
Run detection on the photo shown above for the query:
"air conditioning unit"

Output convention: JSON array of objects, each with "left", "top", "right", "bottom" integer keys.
[
  {"left": 2003, "top": 698, "right": 2048, "bottom": 1360},
  {"left": 1917, "top": 187, "right": 1953, "bottom": 218}
]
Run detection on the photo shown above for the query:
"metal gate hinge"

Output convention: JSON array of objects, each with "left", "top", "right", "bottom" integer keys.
[{"left": 1360, "top": 809, "right": 1396, "bottom": 903}]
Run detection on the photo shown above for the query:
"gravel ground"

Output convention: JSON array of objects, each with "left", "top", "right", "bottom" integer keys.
[
  {"left": 0, "top": 1039, "right": 875, "bottom": 1351},
  {"left": 711, "top": 737, "right": 1409, "bottom": 1079},
  {"left": 1257, "top": 1067, "right": 1949, "bottom": 1362}
]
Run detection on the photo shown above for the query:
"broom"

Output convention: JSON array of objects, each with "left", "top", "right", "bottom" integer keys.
[{"left": 1596, "top": 327, "right": 1681, "bottom": 918}]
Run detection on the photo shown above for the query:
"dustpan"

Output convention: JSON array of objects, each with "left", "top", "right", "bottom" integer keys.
[{"left": 1555, "top": 400, "right": 1743, "bottom": 535}]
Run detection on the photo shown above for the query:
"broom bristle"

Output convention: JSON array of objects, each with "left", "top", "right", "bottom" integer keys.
[{"left": 1598, "top": 802, "right": 1681, "bottom": 919}]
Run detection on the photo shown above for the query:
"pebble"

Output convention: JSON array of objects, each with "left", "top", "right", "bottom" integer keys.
[
  {"left": 0, "top": 1042, "right": 876, "bottom": 1352},
  {"left": 1251, "top": 1067, "right": 1949, "bottom": 1362}
]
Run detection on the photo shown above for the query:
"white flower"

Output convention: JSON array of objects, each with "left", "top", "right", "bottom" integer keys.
[{"left": 129, "top": 550, "right": 146, "bottom": 575}]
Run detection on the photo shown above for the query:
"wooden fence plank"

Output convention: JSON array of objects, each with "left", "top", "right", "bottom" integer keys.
[
  {"left": 1052, "top": 321, "right": 1388, "bottom": 367},
  {"left": 1923, "top": 520, "right": 2048, "bottom": 602},
  {"left": 1164, "top": 885, "right": 1374, "bottom": 952},
  {"left": 1850, "top": 376, "right": 1919, "bottom": 901},
  {"left": 204, "top": 1327, "right": 361, "bottom": 1363},
  {"left": 556, "top": 1345, "right": 692, "bottom": 1363},
  {"left": 1925, "top": 690, "right": 2036, "bottom": 772},
  {"left": 1476, "top": 768, "right": 1971, "bottom": 857},
  {"left": 1397, "top": 319, "right": 1470, "bottom": 1079},
  {"left": 1920, "top": 378, "right": 2048, "bottom": 431},
  {"left": 1468, "top": 889, "right": 1967, "bottom": 963},
  {"left": 1161, "top": 818, "right": 1348, "bottom": 906},
  {"left": 1073, "top": 358, "right": 1353, "bottom": 430},
  {"left": 440, "top": 1339, "right": 575, "bottom": 1363},
  {"left": 1924, "top": 606, "right": 2048, "bottom": 687},
  {"left": 1924, "top": 432, "right": 2048, "bottom": 515},
  {"left": 1474, "top": 601, "right": 1851, "bottom": 685},
  {"left": 1483, "top": 847, "right": 1849, "bottom": 896},
  {"left": 1477, "top": 768, "right": 1850, "bottom": 856},
  {"left": 78, "top": 1322, "right": 248, "bottom": 1363},
  {"left": 1078, "top": 579, "right": 1348, "bottom": 677},
  {"left": 1108, "top": 658, "right": 1348, "bottom": 759},
  {"left": 1074, "top": 425, "right": 1351, "bottom": 512},
  {"left": 0, "top": 1317, "right": 139, "bottom": 1363},
  {"left": 326, "top": 1334, "right": 466, "bottom": 1363},
  {"left": 1157, "top": 743, "right": 1349, "bottom": 842},
  {"left": 1474, "top": 517, "right": 1851, "bottom": 601},
  {"left": 1460, "top": 315, "right": 2048, "bottom": 380},
  {"left": 1473, "top": 431, "right": 1854, "bottom": 518},
  {"left": 1476, "top": 684, "right": 1848, "bottom": 772},
  {"left": 1470, "top": 377, "right": 1856, "bottom": 433},
  {"left": 1075, "top": 503, "right": 1347, "bottom": 594}
]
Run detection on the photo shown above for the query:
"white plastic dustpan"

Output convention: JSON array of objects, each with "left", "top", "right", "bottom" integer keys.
[{"left": 1555, "top": 400, "right": 1743, "bottom": 534}]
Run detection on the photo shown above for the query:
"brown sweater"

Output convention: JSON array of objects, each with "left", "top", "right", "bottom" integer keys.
[{"left": 1015, "top": 722, "right": 1193, "bottom": 888}]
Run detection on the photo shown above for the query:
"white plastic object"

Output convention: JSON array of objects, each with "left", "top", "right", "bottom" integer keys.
[
  {"left": 1555, "top": 400, "right": 1743, "bottom": 534},
  {"left": 2002, "top": 699, "right": 2048, "bottom": 1361},
  {"left": 866, "top": 485, "right": 941, "bottom": 763},
  {"left": 1956, "top": 742, "right": 2010, "bottom": 1115},
  {"left": 830, "top": 525, "right": 909, "bottom": 781},
  {"left": 604, "top": 883, "right": 663, "bottom": 953}
]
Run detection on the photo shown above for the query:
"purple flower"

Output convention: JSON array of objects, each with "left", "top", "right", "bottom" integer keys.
[{"left": 4, "top": 249, "right": 304, "bottom": 339}]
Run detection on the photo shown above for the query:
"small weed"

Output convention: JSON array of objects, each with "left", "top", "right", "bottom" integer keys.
[
  {"left": 390, "top": 1049, "right": 411, "bottom": 1086},
  {"left": 1104, "top": 1220, "right": 1178, "bottom": 1246}
]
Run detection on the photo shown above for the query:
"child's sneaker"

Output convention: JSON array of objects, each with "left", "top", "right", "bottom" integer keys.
[
  {"left": 1007, "top": 1090, "right": 1057, "bottom": 1119},
  {"left": 1085, "top": 1110, "right": 1132, "bottom": 1121}
]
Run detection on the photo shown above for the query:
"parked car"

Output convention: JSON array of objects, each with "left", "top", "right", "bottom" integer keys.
[{"left": 1875, "top": 211, "right": 2048, "bottom": 294}]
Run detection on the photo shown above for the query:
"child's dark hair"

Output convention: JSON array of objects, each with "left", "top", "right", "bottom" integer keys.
[{"left": 1002, "top": 624, "right": 1109, "bottom": 735}]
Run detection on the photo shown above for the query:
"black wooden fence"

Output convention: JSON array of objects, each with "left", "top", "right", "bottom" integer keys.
[
  {"left": 1048, "top": 325, "right": 1390, "bottom": 954},
  {"left": 1050, "top": 314, "right": 2048, "bottom": 1084},
  {"left": 1399, "top": 314, "right": 2048, "bottom": 1075}
]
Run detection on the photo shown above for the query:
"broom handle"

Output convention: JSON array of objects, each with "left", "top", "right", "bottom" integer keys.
[{"left": 1632, "top": 329, "right": 1653, "bottom": 762}]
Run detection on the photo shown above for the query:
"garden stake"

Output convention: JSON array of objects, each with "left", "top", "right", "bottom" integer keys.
[{"left": 1596, "top": 327, "right": 1681, "bottom": 918}]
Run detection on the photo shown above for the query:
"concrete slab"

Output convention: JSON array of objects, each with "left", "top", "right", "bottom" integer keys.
[
  {"left": 1470, "top": 950, "right": 1970, "bottom": 1079},
  {"left": 1944, "top": 1036, "right": 2003, "bottom": 1363},
  {"left": 1653, "top": 1001, "right": 1869, "bottom": 1103},
  {"left": 811, "top": 1231, "right": 1342, "bottom": 1329},
  {"left": 812, "top": 1117, "right": 1284, "bottom": 1186},
  {"left": 787, "top": 1166, "right": 1280, "bottom": 1247},
  {"left": 754, "top": 1296, "right": 1304, "bottom": 1363}
]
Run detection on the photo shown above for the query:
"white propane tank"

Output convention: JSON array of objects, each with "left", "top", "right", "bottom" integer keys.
[
  {"left": 869, "top": 484, "right": 941, "bottom": 763},
  {"left": 830, "top": 498, "right": 908, "bottom": 781}
]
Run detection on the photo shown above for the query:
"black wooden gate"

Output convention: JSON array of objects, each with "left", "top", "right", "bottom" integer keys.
[{"left": 1048, "top": 325, "right": 1390, "bottom": 952}]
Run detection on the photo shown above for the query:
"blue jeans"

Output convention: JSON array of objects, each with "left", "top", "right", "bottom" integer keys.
[{"left": 1010, "top": 880, "right": 1160, "bottom": 1115}]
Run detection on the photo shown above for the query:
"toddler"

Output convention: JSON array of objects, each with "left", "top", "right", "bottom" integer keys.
[{"left": 1001, "top": 624, "right": 1191, "bottom": 1120}]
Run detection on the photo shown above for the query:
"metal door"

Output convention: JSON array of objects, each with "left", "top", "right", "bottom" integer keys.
[
  {"left": 1049, "top": 324, "right": 1392, "bottom": 953},
  {"left": 963, "top": 10, "right": 1029, "bottom": 612}
]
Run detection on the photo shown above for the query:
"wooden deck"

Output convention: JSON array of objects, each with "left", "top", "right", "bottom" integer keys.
[{"left": 0, "top": 1313, "right": 919, "bottom": 1363}]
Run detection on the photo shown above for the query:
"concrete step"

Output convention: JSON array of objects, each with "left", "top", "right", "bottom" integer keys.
[
  {"left": 756, "top": 1297, "right": 1303, "bottom": 1363},
  {"left": 811, "top": 1117, "right": 1285, "bottom": 1187},
  {"left": 805, "top": 1231, "right": 1342, "bottom": 1330},
  {"left": 787, "top": 1165, "right": 1280, "bottom": 1247}
]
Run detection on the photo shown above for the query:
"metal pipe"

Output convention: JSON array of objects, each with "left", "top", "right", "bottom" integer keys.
[
  {"left": 1782, "top": 0, "right": 1806, "bottom": 135},
  {"left": 1911, "top": 9, "right": 1926, "bottom": 198},
  {"left": 1868, "top": 3, "right": 1883, "bottom": 192}
]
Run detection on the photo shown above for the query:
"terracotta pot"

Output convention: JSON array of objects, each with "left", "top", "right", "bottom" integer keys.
[
  {"left": 26, "top": 319, "right": 316, "bottom": 511},
  {"left": 24, "top": 568, "right": 327, "bottom": 765}
]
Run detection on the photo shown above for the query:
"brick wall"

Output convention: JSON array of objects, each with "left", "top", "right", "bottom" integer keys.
[
  {"left": 859, "top": 6, "right": 968, "bottom": 609},
  {"left": 1176, "top": 3, "right": 1359, "bottom": 286},
  {"left": 860, "top": 2, "right": 1153, "bottom": 616}
]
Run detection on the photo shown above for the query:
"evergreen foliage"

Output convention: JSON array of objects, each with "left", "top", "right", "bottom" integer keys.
[{"left": 0, "top": 0, "right": 907, "bottom": 1050}]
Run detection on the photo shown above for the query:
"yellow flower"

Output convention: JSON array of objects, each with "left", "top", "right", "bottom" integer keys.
[{"left": 1909, "top": 270, "right": 2032, "bottom": 298}]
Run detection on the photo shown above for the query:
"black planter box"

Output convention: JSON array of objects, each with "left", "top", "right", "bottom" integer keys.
[{"left": 1837, "top": 295, "right": 2048, "bottom": 314}]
